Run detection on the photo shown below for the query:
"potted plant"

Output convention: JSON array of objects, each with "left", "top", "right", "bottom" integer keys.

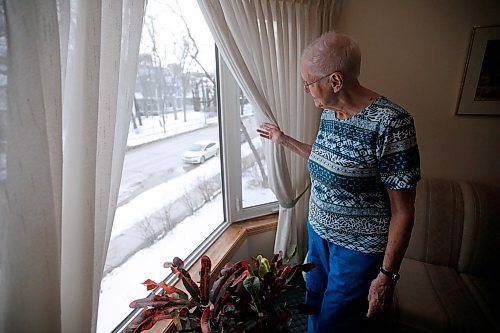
[{"left": 127, "top": 252, "right": 314, "bottom": 333}]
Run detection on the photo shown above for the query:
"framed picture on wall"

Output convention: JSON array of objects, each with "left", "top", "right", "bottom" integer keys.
[{"left": 456, "top": 25, "right": 500, "bottom": 115}]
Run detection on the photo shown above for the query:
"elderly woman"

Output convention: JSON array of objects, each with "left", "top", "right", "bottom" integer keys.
[{"left": 258, "top": 32, "right": 420, "bottom": 332}]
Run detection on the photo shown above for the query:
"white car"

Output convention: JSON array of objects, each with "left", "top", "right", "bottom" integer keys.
[{"left": 182, "top": 140, "right": 220, "bottom": 164}]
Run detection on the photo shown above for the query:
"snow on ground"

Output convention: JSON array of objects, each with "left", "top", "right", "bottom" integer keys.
[
  {"left": 127, "top": 110, "right": 217, "bottom": 148},
  {"left": 111, "top": 135, "right": 266, "bottom": 240},
  {"left": 97, "top": 107, "right": 276, "bottom": 332},
  {"left": 111, "top": 156, "right": 220, "bottom": 239},
  {"left": 98, "top": 180, "right": 275, "bottom": 333},
  {"left": 97, "top": 196, "right": 224, "bottom": 333}
]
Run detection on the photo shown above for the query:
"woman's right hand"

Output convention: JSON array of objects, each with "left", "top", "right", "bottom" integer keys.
[{"left": 257, "top": 122, "right": 285, "bottom": 145}]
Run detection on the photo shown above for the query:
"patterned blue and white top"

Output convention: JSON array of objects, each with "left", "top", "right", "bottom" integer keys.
[{"left": 307, "top": 96, "right": 421, "bottom": 253}]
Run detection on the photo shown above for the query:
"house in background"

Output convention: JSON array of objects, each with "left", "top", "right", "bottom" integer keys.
[{"left": 1, "top": 1, "right": 499, "bottom": 333}]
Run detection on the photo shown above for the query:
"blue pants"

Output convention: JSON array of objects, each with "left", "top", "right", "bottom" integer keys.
[{"left": 305, "top": 222, "right": 383, "bottom": 333}]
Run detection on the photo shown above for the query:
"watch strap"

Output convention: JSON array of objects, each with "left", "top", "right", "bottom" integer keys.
[{"left": 379, "top": 266, "right": 400, "bottom": 282}]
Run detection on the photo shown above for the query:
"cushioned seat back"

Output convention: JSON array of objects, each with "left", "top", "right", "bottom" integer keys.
[
  {"left": 405, "top": 179, "right": 464, "bottom": 268},
  {"left": 457, "top": 181, "right": 500, "bottom": 276}
]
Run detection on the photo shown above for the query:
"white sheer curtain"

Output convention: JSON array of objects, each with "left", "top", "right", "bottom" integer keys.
[
  {"left": 0, "top": 0, "right": 145, "bottom": 332},
  {"left": 197, "top": 0, "right": 339, "bottom": 262},
  {"left": 0, "top": 1, "right": 62, "bottom": 331}
]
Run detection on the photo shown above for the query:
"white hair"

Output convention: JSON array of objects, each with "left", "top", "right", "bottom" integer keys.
[{"left": 302, "top": 31, "right": 361, "bottom": 83}]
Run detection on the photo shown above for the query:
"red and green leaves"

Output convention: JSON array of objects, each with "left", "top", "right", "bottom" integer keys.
[
  {"left": 129, "top": 257, "right": 204, "bottom": 333},
  {"left": 140, "top": 279, "right": 189, "bottom": 300},
  {"left": 128, "top": 253, "right": 315, "bottom": 333},
  {"left": 166, "top": 256, "right": 201, "bottom": 303},
  {"left": 199, "top": 255, "right": 212, "bottom": 305},
  {"left": 243, "top": 275, "right": 261, "bottom": 312},
  {"left": 200, "top": 305, "right": 213, "bottom": 333},
  {"left": 130, "top": 312, "right": 173, "bottom": 333},
  {"left": 242, "top": 252, "right": 316, "bottom": 332},
  {"left": 256, "top": 255, "right": 271, "bottom": 278},
  {"left": 129, "top": 295, "right": 191, "bottom": 309},
  {"left": 209, "top": 260, "right": 249, "bottom": 305}
]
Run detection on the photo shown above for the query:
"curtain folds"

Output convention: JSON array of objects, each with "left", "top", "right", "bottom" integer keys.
[
  {"left": 1, "top": 1, "right": 63, "bottom": 331},
  {"left": 197, "top": 0, "right": 340, "bottom": 262},
  {"left": 0, "top": 0, "right": 145, "bottom": 332}
]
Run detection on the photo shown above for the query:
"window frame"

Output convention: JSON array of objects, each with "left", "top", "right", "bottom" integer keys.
[
  {"left": 218, "top": 50, "right": 278, "bottom": 222},
  {"left": 110, "top": 47, "right": 277, "bottom": 333}
]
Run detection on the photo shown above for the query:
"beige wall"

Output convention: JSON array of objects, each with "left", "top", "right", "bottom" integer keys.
[
  {"left": 337, "top": 0, "right": 500, "bottom": 186},
  {"left": 228, "top": 229, "right": 276, "bottom": 263}
]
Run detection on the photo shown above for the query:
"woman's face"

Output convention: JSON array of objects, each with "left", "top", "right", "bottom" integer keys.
[{"left": 300, "top": 62, "right": 334, "bottom": 109}]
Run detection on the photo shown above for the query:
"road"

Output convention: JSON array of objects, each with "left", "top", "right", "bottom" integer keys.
[
  {"left": 118, "top": 124, "right": 220, "bottom": 206},
  {"left": 106, "top": 116, "right": 260, "bottom": 272}
]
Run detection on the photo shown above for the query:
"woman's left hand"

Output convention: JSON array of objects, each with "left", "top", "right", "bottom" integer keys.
[{"left": 366, "top": 273, "right": 395, "bottom": 318}]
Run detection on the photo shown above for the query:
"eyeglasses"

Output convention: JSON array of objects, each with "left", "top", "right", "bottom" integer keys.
[{"left": 302, "top": 72, "right": 337, "bottom": 91}]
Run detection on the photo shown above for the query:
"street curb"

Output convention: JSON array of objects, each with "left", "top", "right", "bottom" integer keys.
[{"left": 126, "top": 122, "right": 219, "bottom": 152}]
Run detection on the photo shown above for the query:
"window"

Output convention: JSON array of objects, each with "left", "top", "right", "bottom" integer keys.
[
  {"left": 97, "top": 1, "right": 277, "bottom": 332},
  {"left": 240, "top": 106, "right": 277, "bottom": 208}
]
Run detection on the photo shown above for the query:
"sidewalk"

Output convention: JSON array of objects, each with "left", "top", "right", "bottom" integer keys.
[{"left": 127, "top": 110, "right": 218, "bottom": 149}]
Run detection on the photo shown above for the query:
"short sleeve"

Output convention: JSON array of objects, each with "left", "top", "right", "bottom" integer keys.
[{"left": 377, "top": 112, "right": 421, "bottom": 189}]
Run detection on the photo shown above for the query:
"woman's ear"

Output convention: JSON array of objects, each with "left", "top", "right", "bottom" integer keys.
[{"left": 330, "top": 72, "right": 343, "bottom": 93}]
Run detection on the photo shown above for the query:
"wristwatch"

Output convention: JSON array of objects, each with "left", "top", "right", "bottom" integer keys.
[{"left": 379, "top": 266, "right": 400, "bottom": 282}]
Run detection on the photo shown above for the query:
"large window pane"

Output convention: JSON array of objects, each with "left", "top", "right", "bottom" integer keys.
[{"left": 97, "top": 1, "right": 223, "bottom": 332}]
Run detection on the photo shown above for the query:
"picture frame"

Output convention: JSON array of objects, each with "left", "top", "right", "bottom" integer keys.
[{"left": 456, "top": 25, "right": 500, "bottom": 115}]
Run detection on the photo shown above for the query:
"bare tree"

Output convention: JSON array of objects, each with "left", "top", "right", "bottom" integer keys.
[
  {"left": 138, "top": 0, "right": 269, "bottom": 190},
  {"left": 139, "top": 216, "right": 160, "bottom": 246},
  {"left": 241, "top": 121, "right": 268, "bottom": 187},
  {"left": 136, "top": 53, "right": 156, "bottom": 119},
  {"left": 162, "top": 1, "right": 269, "bottom": 188},
  {"left": 162, "top": 0, "right": 215, "bottom": 86},
  {"left": 162, "top": 0, "right": 216, "bottom": 122},
  {"left": 145, "top": 15, "right": 170, "bottom": 130},
  {"left": 156, "top": 205, "right": 175, "bottom": 234},
  {"left": 196, "top": 176, "right": 221, "bottom": 202},
  {"left": 133, "top": 96, "right": 142, "bottom": 126},
  {"left": 182, "top": 188, "right": 197, "bottom": 215},
  {"left": 176, "top": 36, "right": 191, "bottom": 122}
]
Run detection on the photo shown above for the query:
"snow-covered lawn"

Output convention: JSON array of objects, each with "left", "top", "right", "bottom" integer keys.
[
  {"left": 97, "top": 196, "right": 224, "bottom": 333},
  {"left": 98, "top": 178, "right": 275, "bottom": 333},
  {"left": 97, "top": 108, "right": 276, "bottom": 332}
]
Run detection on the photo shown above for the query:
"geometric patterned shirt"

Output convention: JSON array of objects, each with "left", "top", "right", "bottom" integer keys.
[{"left": 307, "top": 96, "right": 421, "bottom": 253}]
